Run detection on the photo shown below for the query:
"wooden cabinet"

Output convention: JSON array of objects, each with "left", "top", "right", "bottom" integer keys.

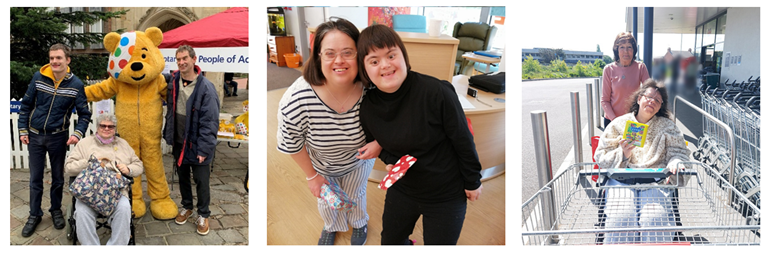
[{"left": 268, "top": 35, "right": 295, "bottom": 67}]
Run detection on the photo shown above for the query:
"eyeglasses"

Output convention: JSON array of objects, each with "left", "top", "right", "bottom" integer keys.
[
  {"left": 320, "top": 49, "right": 356, "bottom": 61},
  {"left": 98, "top": 124, "right": 116, "bottom": 130},
  {"left": 642, "top": 94, "right": 662, "bottom": 105}
]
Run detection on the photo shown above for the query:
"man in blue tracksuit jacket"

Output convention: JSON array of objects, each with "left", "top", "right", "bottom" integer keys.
[
  {"left": 18, "top": 43, "right": 92, "bottom": 237},
  {"left": 163, "top": 45, "right": 220, "bottom": 236}
]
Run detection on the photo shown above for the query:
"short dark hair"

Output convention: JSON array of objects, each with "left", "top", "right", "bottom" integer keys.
[
  {"left": 628, "top": 78, "right": 670, "bottom": 119},
  {"left": 612, "top": 32, "right": 638, "bottom": 63},
  {"left": 176, "top": 45, "right": 196, "bottom": 59},
  {"left": 49, "top": 43, "right": 71, "bottom": 59},
  {"left": 302, "top": 18, "right": 360, "bottom": 86},
  {"left": 356, "top": 24, "right": 411, "bottom": 86}
]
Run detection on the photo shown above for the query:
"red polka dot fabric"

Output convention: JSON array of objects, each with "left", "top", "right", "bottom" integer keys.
[
  {"left": 378, "top": 155, "right": 416, "bottom": 190},
  {"left": 107, "top": 32, "right": 137, "bottom": 79}
]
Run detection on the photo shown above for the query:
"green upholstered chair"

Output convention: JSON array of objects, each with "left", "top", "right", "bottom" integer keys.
[{"left": 452, "top": 22, "right": 497, "bottom": 75}]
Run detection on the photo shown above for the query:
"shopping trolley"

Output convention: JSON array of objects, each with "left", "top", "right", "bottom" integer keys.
[
  {"left": 695, "top": 80, "right": 760, "bottom": 209},
  {"left": 522, "top": 162, "right": 760, "bottom": 245}
]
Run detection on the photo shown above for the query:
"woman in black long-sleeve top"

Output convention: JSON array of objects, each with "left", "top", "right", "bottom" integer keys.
[{"left": 357, "top": 24, "right": 483, "bottom": 245}]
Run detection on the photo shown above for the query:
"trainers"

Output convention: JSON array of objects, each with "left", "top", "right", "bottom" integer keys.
[
  {"left": 318, "top": 229, "right": 336, "bottom": 245},
  {"left": 196, "top": 216, "right": 210, "bottom": 235},
  {"left": 351, "top": 224, "right": 367, "bottom": 245},
  {"left": 51, "top": 210, "right": 65, "bottom": 229},
  {"left": 175, "top": 208, "right": 193, "bottom": 225},
  {"left": 21, "top": 216, "right": 42, "bottom": 237}
]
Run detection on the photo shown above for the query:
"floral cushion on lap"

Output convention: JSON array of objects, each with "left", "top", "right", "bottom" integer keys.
[
  {"left": 378, "top": 155, "right": 417, "bottom": 190},
  {"left": 319, "top": 180, "right": 356, "bottom": 212},
  {"left": 69, "top": 154, "right": 131, "bottom": 216}
]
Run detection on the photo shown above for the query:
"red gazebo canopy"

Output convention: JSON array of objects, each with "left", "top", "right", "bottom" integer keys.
[{"left": 158, "top": 7, "right": 249, "bottom": 48}]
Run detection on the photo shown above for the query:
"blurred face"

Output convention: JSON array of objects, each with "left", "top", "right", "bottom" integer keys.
[
  {"left": 49, "top": 49, "right": 70, "bottom": 75},
  {"left": 318, "top": 30, "right": 358, "bottom": 86},
  {"left": 176, "top": 50, "right": 195, "bottom": 74},
  {"left": 363, "top": 46, "right": 408, "bottom": 93},
  {"left": 637, "top": 88, "right": 663, "bottom": 117},
  {"left": 97, "top": 120, "right": 116, "bottom": 139},
  {"left": 617, "top": 41, "right": 634, "bottom": 66}
]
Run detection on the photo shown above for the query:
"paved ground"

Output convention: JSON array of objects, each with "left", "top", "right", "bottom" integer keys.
[{"left": 10, "top": 78, "right": 250, "bottom": 245}]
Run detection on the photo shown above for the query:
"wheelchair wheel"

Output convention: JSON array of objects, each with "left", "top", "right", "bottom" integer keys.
[{"left": 66, "top": 201, "right": 75, "bottom": 241}]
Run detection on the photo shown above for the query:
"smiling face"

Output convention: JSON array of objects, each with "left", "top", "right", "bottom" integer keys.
[
  {"left": 49, "top": 49, "right": 70, "bottom": 76},
  {"left": 106, "top": 30, "right": 166, "bottom": 84},
  {"left": 318, "top": 30, "right": 358, "bottom": 87},
  {"left": 97, "top": 120, "right": 116, "bottom": 139},
  {"left": 637, "top": 87, "right": 663, "bottom": 118},
  {"left": 176, "top": 50, "right": 196, "bottom": 75},
  {"left": 363, "top": 46, "right": 408, "bottom": 93}
]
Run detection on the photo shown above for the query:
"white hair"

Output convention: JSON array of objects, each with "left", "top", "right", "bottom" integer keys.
[{"left": 95, "top": 113, "right": 118, "bottom": 127}]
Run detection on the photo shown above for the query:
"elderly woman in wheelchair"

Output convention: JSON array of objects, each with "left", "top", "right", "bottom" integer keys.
[
  {"left": 593, "top": 79, "right": 690, "bottom": 244},
  {"left": 64, "top": 113, "right": 142, "bottom": 245}
]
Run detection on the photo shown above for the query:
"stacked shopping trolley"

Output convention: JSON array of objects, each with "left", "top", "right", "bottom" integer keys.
[{"left": 694, "top": 76, "right": 760, "bottom": 209}]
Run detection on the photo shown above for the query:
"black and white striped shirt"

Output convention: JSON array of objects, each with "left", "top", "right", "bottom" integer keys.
[{"left": 277, "top": 77, "right": 367, "bottom": 177}]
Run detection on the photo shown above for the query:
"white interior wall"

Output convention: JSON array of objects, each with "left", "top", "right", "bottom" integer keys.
[{"left": 327, "top": 7, "right": 368, "bottom": 28}]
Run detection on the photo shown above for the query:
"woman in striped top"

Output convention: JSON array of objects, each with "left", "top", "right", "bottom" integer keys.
[{"left": 276, "top": 18, "right": 381, "bottom": 245}]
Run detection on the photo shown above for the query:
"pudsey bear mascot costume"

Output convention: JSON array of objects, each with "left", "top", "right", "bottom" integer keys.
[{"left": 85, "top": 27, "right": 178, "bottom": 219}]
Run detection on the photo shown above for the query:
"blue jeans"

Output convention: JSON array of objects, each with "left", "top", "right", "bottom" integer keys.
[
  {"left": 28, "top": 132, "right": 68, "bottom": 217},
  {"left": 602, "top": 178, "right": 676, "bottom": 244},
  {"left": 381, "top": 189, "right": 467, "bottom": 245}
]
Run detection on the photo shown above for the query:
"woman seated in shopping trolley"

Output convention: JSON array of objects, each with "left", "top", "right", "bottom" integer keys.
[
  {"left": 64, "top": 113, "right": 142, "bottom": 245},
  {"left": 593, "top": 78, "right": 691, "bottom": 244}
]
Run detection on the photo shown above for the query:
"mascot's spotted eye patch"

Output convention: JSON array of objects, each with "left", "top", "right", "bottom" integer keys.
[{"left": 107, "top": 32, "right": 137, "bottom": 79}]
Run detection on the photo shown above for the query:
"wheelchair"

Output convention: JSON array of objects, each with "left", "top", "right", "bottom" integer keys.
[{"left": 66, "top": 175, "right": 136, "bottom": 245}]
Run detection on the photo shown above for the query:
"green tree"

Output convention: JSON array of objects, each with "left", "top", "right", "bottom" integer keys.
[
  {"left": 570, "top": 60, "right": 591, "bottom": 77},
  {"left": 10, "top": 7, "right": 128, "bottom": 99},
  {"left": 537, "top": 48, "right": 564, "bottom": 64},
  {"left": 593, "top": 59, "right": 606, "bottom": 70},
  {"left": 603, "top": 55, "right": 614, "bottom": 65},
  {"left": 522, "top": 55, "right": 542, "bottom": 79},
  {"left": 550, "top": 59, "right": 568, "bottom": 73}
]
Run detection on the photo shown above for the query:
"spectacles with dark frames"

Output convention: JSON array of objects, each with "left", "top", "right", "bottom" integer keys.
[{"left": 98, "top": 124, "right": 116, "bottom": 130}]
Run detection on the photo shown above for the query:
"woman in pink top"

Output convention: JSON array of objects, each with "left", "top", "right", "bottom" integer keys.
[{"left": 601, "top": 32, "right": 650, "bottom": 128}]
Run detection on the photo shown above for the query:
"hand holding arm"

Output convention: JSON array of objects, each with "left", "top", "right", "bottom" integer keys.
[{"left": 356, "top": 140, "right": 382, "bottom": 160}]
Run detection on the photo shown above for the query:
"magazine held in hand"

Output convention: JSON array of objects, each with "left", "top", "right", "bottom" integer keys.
[{"left": 624, "top": 120, "right": 648, "bottom": 147}]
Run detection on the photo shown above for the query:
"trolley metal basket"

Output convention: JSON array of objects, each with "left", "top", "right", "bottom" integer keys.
[{"left": 522, "top": 162, "right": 761, "bottom": 245}]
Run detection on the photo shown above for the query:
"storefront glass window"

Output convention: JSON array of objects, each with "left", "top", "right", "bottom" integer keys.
[
  {"left": 703, "top": 19, "right": 716, "bottom": 46},
  {"left": 695, "top": 25, "right": 703, "bottom": 51},
  {"left": 716, "top": 13, "right": 726, "bottom": 43}
]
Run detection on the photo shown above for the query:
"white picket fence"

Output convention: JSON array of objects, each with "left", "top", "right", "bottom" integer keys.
[{"left": 10, "top": 98, "right": 172, "bottom": 170}]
